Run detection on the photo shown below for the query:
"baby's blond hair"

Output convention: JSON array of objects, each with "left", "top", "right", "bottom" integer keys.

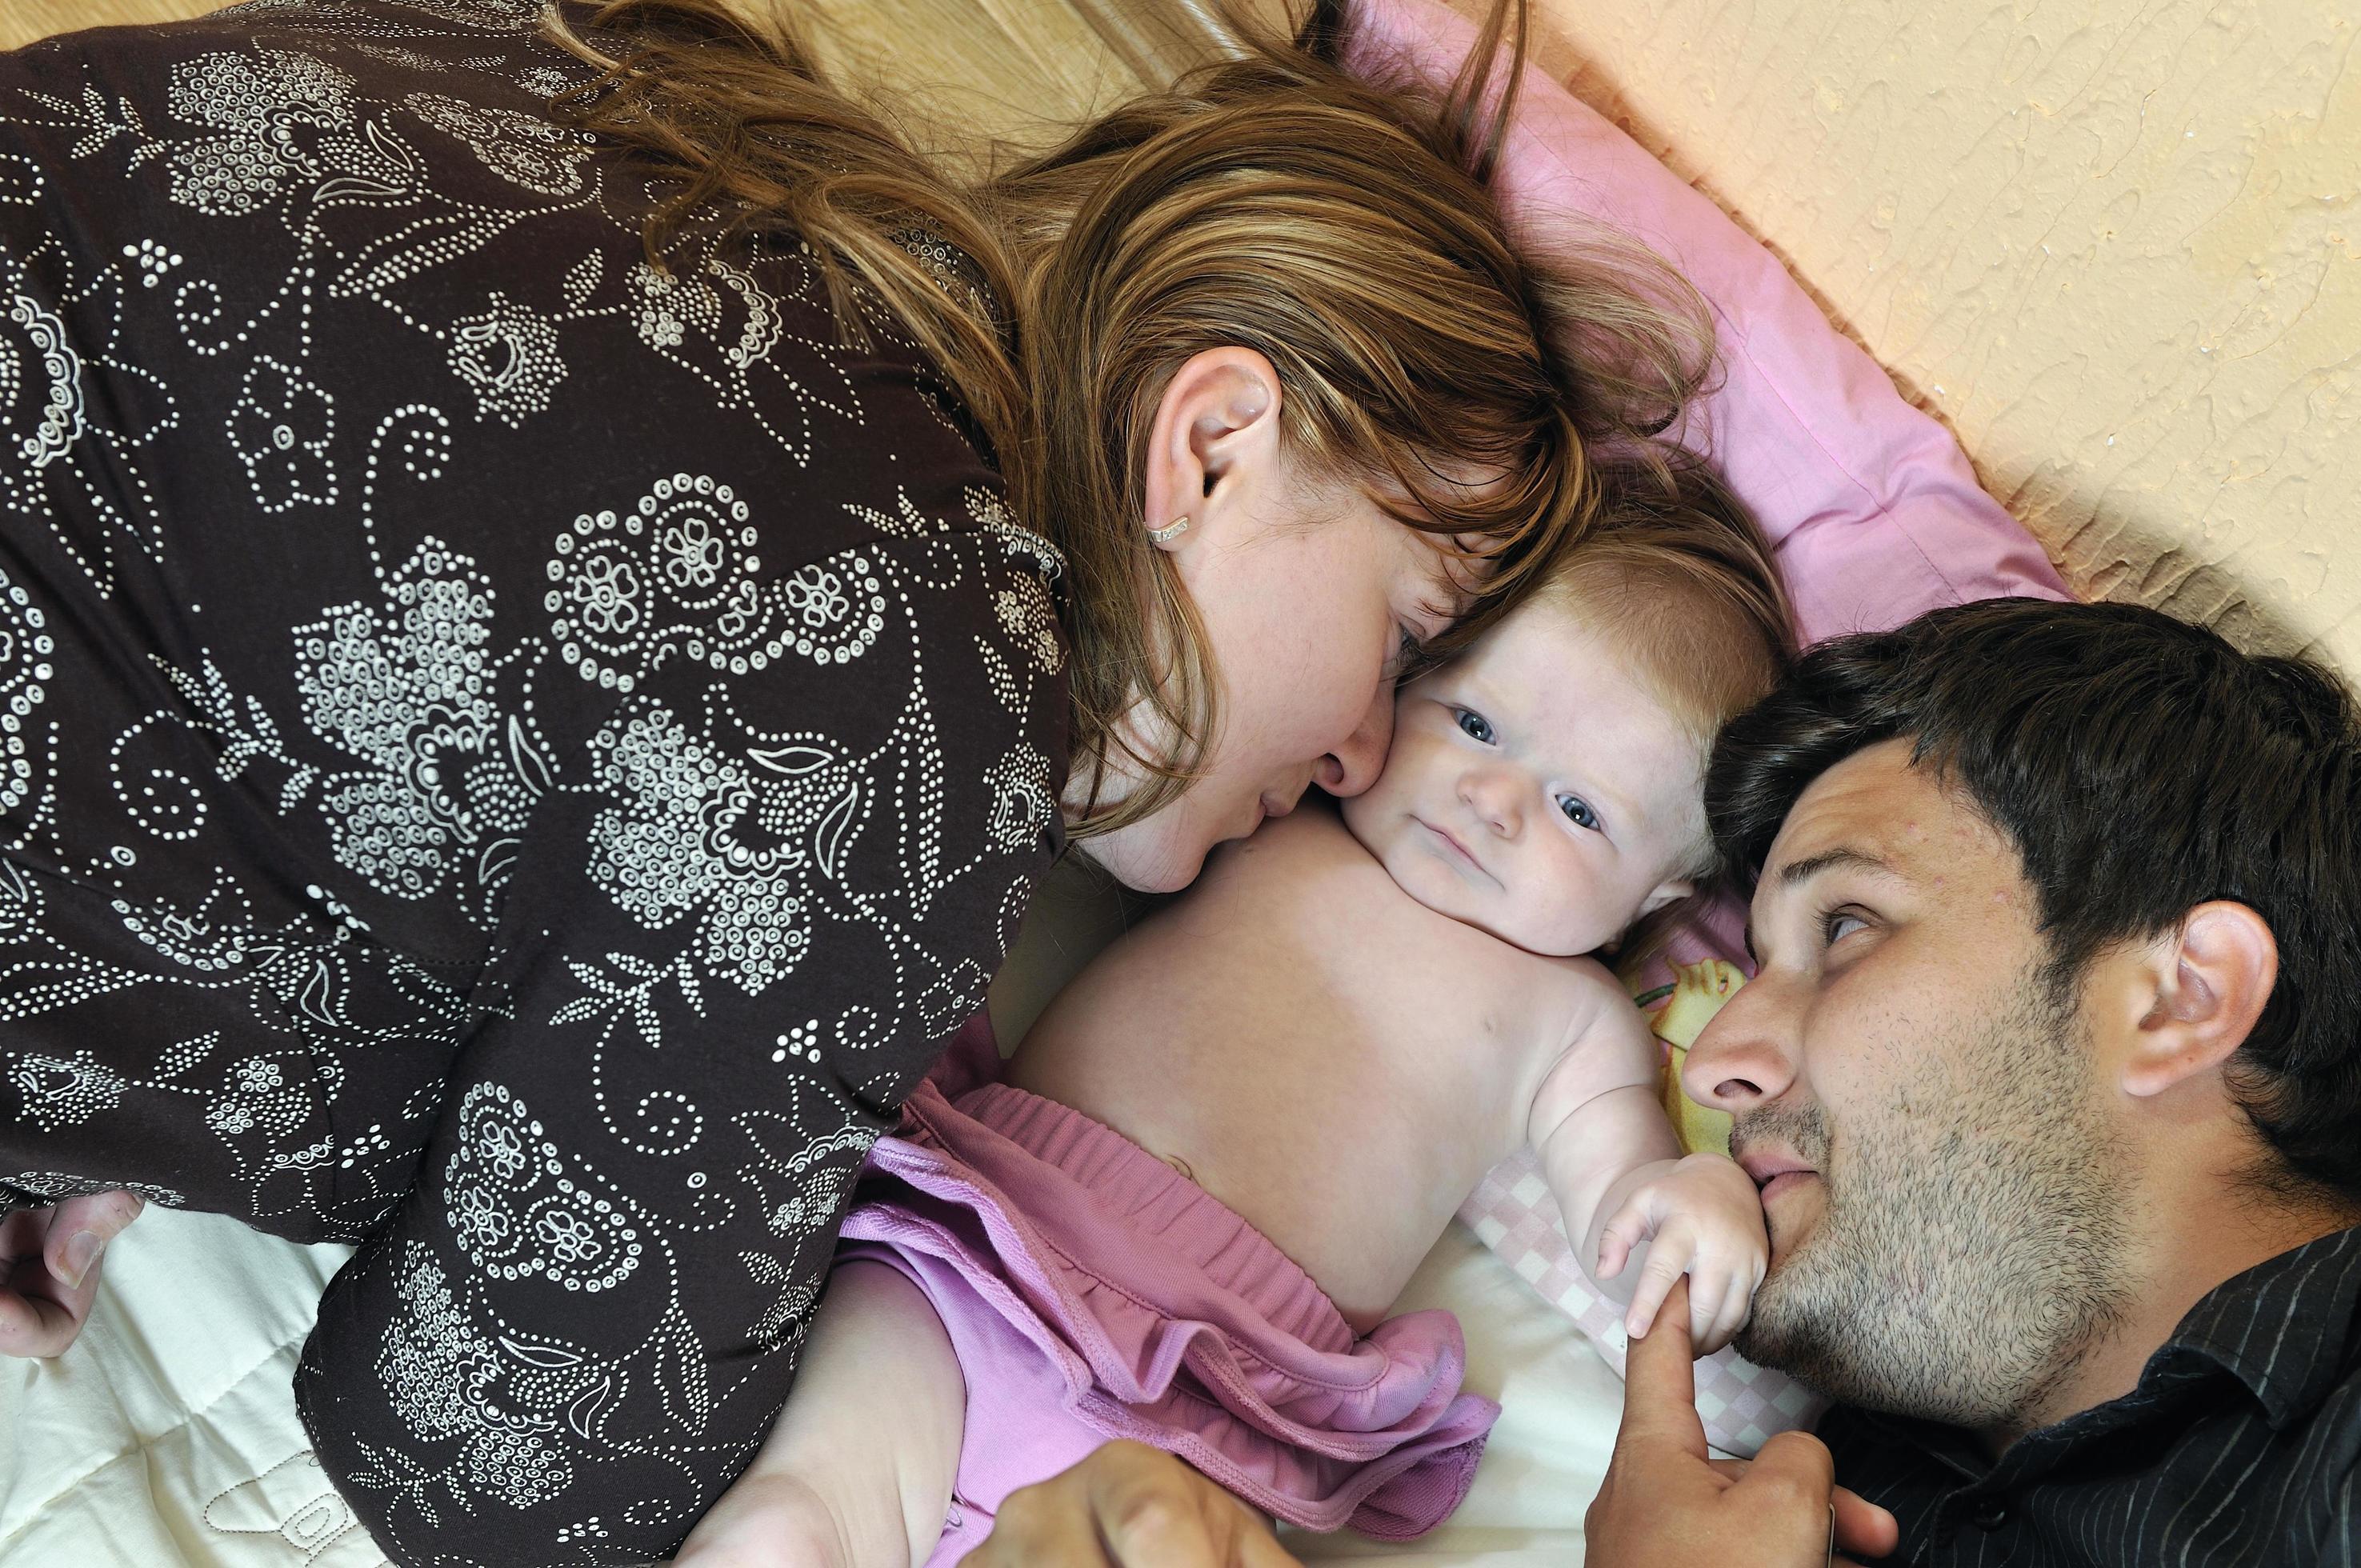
[
  {"left": 1537, "top": 456, "right": 1793, "bottom": 766},
  {"left": 1532, "top": 457, "right": 1792, "bottom": 968}
]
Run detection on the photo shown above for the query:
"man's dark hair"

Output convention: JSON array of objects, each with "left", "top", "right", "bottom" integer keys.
[{"left": 1707, "top": 598, "right": 2361, "bottom": 1205}]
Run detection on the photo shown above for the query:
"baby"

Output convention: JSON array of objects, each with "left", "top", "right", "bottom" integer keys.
[{"left": 682, "top": 462, "right": 1794, "bottom": 1567}]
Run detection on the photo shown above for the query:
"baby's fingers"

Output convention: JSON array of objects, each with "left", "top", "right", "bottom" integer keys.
[
  {"left": 1692, "top": 1270, "right": 1754, "bottom": 1356},
  {"left": 1686, "top": 1266, "right": 1729, "bottom": 1349},
  {"left": 1623, "top": 1234, "right": 1694, "bottom": 1340},
  {"left": 1595, "top": 1203, "right": 1654, "bottom": 1282}
]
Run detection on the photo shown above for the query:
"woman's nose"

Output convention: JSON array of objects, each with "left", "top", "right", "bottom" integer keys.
[
  {"left": 1682, "top": 974, "right": 1801, "bottom": 1111},
  {"left": 1315, "top": 684, "right": 1395, "bottom": 798}
]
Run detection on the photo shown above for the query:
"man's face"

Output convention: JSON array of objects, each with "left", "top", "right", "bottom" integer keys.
[{"left": 1683, "top": 738, "right": 2133, "bottom": 1432}]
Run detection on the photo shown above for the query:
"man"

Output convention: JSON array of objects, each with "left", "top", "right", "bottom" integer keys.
[
  {"left": 1590, "top": 596, "right": 2361, "bottom": 1564},
  {"left": 964, "top": 596, "right": 2360, "bottom": 1566}
]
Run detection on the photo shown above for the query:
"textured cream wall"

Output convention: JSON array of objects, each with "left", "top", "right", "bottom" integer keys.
[{"left": 1503, "top": 0, "right": 2359, "bottom": 668}]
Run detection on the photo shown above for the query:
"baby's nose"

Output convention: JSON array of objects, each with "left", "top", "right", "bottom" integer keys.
[{"left": 1460, "top": 766, "right": 1523, "bottom": 833}]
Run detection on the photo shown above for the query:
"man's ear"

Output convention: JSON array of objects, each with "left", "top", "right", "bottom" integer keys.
[
  {"left": 2122, "top": 901, "right": 2279, "bottom": 1098},
  {"left": 1139, "top": 347, "right": 1283, "bottom": 554}
]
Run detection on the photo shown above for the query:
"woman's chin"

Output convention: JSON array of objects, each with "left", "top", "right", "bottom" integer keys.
[{"left": 1071, "top": 816, "right": 1215, "bottom": 894}]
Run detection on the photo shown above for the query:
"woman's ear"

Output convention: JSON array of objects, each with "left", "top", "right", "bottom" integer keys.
[
  {"left": 1140, "top": 347, "right": 1283, "bottom": 553},
  {"left": 2121, "top": 901, "right": 2279, "bottom": 1098}
]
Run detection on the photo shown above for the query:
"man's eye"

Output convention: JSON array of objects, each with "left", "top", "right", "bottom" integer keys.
[
  {"left": 1455, "top": 708, "right": 1494, "bottom": 743},
  {"left": 1558, "top": 794, "right": 1600, "bottom": 832},
  {"left": 1820, "top": 910, "right": 1869, "bottom": 946}
]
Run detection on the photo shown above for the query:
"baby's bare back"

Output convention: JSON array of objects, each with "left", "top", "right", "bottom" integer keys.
[{"left": 1006, "top": 807, "right": 1615, "bottom": 1331}]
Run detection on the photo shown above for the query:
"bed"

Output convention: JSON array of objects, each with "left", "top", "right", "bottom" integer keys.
[{"left": 2, "top": 0, "right": 2353, "bottom": 1563}]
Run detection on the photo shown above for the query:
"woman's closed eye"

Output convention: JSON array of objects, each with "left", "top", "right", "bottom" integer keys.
[{"left": 1389, "top": 626, "right": 1424, "bottom": 680}]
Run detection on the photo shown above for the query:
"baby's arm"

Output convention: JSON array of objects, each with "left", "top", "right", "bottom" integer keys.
[
  {"left": 1527, "top": 977, "right": 1766, "bottom": 1354},
  {"left": 670, "top": 1260, "right": 962, "bottom": 1568}
]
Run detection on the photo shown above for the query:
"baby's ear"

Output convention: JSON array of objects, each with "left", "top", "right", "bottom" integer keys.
[{"left": 1636, "top": 874, "right": 1696, "bottom": 922}]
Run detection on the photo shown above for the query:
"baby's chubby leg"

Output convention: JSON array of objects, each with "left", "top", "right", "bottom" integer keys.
[{"left": 671, "top": 1261, "right": 965, "bottom": 1568}]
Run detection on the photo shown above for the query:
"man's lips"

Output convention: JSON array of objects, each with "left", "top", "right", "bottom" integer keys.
[{"left": 1738, "top": 1151, "right": 1819, "bottom": 1202}]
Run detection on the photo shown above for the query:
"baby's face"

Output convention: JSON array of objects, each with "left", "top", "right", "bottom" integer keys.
[{"left": 1340, "top": 599, "right": 1708, "bottom": 957}]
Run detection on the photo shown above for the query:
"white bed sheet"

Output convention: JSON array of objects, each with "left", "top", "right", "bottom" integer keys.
[{"left": 0, "top": 1206, "right": 1611, "bottom": 1566}]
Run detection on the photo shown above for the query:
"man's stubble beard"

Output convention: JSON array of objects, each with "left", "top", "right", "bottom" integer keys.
[{"left": 1733, "top": 967, "right": 2134, "bottom": 1434}]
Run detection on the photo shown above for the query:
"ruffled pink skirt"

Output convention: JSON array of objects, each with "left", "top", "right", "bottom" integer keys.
[{"left": 840, "top": 1072, "right": 1498, "bottom": 1564}]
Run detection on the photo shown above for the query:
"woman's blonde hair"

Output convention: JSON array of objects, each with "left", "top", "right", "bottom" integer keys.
[{"left": 546, "top": 0, "right": 1715, "bottom": 835}]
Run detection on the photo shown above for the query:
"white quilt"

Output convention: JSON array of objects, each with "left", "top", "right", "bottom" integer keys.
[{"left": 0, "top": 1207, "right": 1612, "bottom": 1567}]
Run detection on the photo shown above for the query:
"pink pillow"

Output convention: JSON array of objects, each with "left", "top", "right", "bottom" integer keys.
[{"left": 1346, "top": 0, "right": 2070, "bottom": 643}]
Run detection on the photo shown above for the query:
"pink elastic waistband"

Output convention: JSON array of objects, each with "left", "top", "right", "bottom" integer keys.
[{"left": 906, "top": 1082, "right": 1356, "bottom": 1358}]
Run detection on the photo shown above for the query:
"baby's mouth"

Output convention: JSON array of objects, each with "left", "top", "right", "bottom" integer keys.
[{"left": 1415, "top": 815, "right": 1490, "bottom": 880}]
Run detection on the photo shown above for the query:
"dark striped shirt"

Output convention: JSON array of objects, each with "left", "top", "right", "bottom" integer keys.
[{"left": 1821, "top": 1225, "right": 2361, "bottom": 1566}]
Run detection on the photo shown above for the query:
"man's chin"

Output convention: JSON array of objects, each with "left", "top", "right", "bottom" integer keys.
[
  {"left": 1734, "top": 1304, "right": 1885, "bottom": 1412},
  {"left": 1732, "top": 1263, "right": 1877, "bottom": 1406},
  {"left": 1736, "top": 1287, "right": 2030, "bottom": 1430}
]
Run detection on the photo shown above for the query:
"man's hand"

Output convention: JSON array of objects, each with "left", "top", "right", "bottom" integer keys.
[
  {"left": 1595, "top": 1153, "right": 1767, "bottom": 1351},
  {"left": 962, "top": 1440, "right": 1302, "bottom": 1567},
  {"left": 1587, "top": 1280, "right": 1900, "bottom": 1566},
  {"left": 0, "top": 1190, "right": 145, "bottom": 1358}
]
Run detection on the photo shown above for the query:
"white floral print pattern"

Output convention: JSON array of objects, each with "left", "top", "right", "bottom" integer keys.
[
  {"left": 166, "top": 50, "right": 356, "bottom": 216},
  {"left": 404, "top": 92, "right": 591, "bottom": 195},
  {"left": 448, "top": 290, "right": 567, "bottom": 426},
  {"left": 229, "top": 355, "right": 339, "bottom": 510},
  {"left": 294, "top": 535, "right": 548, "bottom": 909}
]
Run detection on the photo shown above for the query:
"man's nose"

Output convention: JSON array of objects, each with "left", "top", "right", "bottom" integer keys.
[
  {"left": 1315, "top": 683, "right": 1394, "bottom": 798},
  {"left": 1683, "top": 970, "right": 1802, "bottom": 1111}
]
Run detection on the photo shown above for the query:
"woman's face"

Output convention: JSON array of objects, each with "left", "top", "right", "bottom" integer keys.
[{"left": 1072, "top": 349, "right": 1471, "bottom": 892}]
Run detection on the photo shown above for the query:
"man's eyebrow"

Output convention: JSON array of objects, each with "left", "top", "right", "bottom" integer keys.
[
  {"left": 1746, "top": 846, "right": 1901, "bottom": 964},
  {"left": 1775, "top": 846, "right": 1904, "bottom": 889}
]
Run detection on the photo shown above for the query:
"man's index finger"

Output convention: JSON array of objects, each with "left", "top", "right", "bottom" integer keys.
[{"left": 1614, "top": 1278, "right": 1711, "bottom": 1459}]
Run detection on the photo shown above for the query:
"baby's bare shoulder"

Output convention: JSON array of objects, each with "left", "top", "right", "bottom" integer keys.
[
  {"left": 1526, "top": 960, "right": 1659, "bottom": 1104},
  {"left": 1530, "top": 951, "right": 1641, "bottom": 1033}
]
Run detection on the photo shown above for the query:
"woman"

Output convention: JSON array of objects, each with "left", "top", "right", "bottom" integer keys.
[{"left": 0, "top": 0, "right": 1707, "bottom": 1562}]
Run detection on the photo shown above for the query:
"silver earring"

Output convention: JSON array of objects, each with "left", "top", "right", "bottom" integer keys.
[{"left": 1147, "top": 514, "right": 1191, "bottom": 545}]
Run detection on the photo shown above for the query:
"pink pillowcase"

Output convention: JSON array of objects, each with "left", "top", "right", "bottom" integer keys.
[{"left": 1346, "top": 0, "right": 2070, "bottom": 643}]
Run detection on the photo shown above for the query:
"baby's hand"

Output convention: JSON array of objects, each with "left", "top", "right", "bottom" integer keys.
[{"left": 1595, "top": 1154, "right": 1767, "bottom": 1355}]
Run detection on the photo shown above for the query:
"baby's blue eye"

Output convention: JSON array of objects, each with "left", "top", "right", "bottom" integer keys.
[
  {"left": 1558, "top": 794, "right": 1601, "bottom": 831},
  {"left": 1455, "top": 709, "right": 1494, "bottom": 744}
]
